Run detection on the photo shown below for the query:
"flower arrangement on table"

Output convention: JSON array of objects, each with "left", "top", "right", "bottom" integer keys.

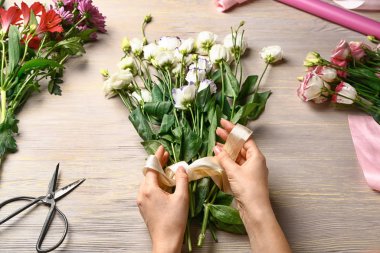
[
  {"left": 0, "top": 0, "right": 106, "bottom": 162},
  {"left": 102, "top": 15, "right": 283, "bottom": 250},
  {"left": 297, "top": 37, "right": 380, "bottom": 123}
]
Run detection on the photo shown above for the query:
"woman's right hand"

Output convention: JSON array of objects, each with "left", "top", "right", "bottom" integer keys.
[{"left": 213, "top": 119, "right": 292, "bottom": 253}]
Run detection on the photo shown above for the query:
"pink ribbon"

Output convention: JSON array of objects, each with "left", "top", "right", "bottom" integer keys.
[
  {"left": 333, "top": 0, "right": 380, "bottom": 10},
  {"left": 348, "top": 115, "right": 380, "bottom": 191},
  {"left": 214, "top": 0, "right": 249, "bottom": 12}
]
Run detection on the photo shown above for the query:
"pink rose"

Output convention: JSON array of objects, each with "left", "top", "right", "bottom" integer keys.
[
  {"left": 349, "top": 41, "right": 368, "bottom": 60},
  {"left": 332, "top": 82, "right": 357, "bottom": 104},
  {"left": 331, "top": 58, "right": 348, "bottom": 78},
  {"left": 314, "top": 66, "right": 337, "bottom": 82},
  {"left": 331, "top": 40, "right": 350, "bottom": 61},
  {"left": 297, "top": 72, "right": 329, "bottom": 102}
]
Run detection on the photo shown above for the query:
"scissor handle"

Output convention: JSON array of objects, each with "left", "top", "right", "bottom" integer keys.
[
  {"left": 36, "top": 203, "right": 68, "bottom": 253},
  {"left": 0, "top": 196, "right": 44, "bottom": 225}
]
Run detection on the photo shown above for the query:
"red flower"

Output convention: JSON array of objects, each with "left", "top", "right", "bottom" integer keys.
[
  {"left": 20, "top": 2, "right": 44, "bottom": 26},
  {"left": 22, "top": 34, "right": 41, "bottom": 49},
  {"left": 37, "top": 9, "right": 63, "bottom": 34},
  {"left": 0, "top": 6, "right": 22, "bottom": 32}
]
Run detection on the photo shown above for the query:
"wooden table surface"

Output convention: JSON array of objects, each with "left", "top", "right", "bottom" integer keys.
[{"left": 1, "top": 0, "right": 380, "bottom": 252}]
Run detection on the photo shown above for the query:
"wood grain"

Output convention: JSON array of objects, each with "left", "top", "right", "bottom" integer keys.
[{"left": 1, "top": 0, "right": 380, "bottom": 252}]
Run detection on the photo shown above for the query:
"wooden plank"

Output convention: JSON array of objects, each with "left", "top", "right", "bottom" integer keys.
[{"left": 1, "top": 0, "right": 380, "bottom": 252}]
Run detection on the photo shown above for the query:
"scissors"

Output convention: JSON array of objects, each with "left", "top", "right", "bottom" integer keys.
[{"left": 0, "top": 164, "right": 85, "bottom": 253}]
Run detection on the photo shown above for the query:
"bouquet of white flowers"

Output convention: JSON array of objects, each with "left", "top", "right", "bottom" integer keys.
[{"left": 102, "top": 15, "right": 282, "bottom": 250}]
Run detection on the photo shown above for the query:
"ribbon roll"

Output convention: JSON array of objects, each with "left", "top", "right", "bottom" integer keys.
[
  {"left": 333, "top": 0, "right": 380, "bottom": 10},
  {"left": 143, "top": 124, "right": 253, "bottom": 193}
]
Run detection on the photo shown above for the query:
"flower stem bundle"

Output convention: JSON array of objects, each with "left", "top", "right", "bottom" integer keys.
[
  {"left": 0, "top": 0, "right": 106, "bottom": 161},
  {"left": 103, "top": 16, "right": 283, "bottom": 250},
  {"left": 298, "top": 38, "right": 380, "bottom": 123}
]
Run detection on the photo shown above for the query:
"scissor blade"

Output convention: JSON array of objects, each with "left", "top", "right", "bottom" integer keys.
[
  {"left": 47, "top": 163, "right": 60, "bottom": 196},
  {"left": 54, "top": 178, "right": 86, "bottom": 201}
]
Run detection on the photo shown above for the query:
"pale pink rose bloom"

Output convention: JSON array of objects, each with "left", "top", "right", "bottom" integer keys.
[
  {"left": 297, "top": 72, "right": 327, "bottom": 102},
  {"left": 349, "top": 41, "right": 368, "bottom": 60},
  {"left": 331, "top": 40, "right": 350, "bottom": 60},
  {"left": 314, "top": 66, "right": 337, "bottom": 82},
  {"left": 331, "top": 58, "right": 348, "bottom": 78},
  {"left": 332, "top": 82, "right": 357, "bottom": 104}
]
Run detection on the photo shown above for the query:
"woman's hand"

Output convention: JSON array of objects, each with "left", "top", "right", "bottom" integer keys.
[
  {"left": 214, "top": 119, "right": 292, "bottom": 253},
  {"left": 137, "top": 146, "right": 189, "bottom": 253},
  {"left": 213, "top": 118, "right": 270, "bottom": 213}
]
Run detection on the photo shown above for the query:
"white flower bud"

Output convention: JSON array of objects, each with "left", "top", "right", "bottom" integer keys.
[
  {"left": 196, "top": 31, "right": 217, "bottom": 55},
  {"left": 158, "top": 36, "right": 181, "bottom": 51},
  {"left": 223, "top": 31, "right": 248, "bottom": 55},
  {"left": 179, "top": 38, "right": 195, "bottom": 55},
  {"left": 143, "top": 43, "right": 159, "bottom": 61},
  {"left": 130, "top": 38, "right": 144, "bottom": 56},
  {"left": 209, "top": 44, "right": 231, "bottom": 64},
  {"left": 260, "top": 45, "right": 283, "bottom": 64}
]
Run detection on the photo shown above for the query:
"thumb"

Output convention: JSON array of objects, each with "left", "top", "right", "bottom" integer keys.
[
  {"left": 174, "top": 167, "right": 189, "bottom": 198},
  {"left": 214, "top": 146, "right": 238, "bottom": 176}
]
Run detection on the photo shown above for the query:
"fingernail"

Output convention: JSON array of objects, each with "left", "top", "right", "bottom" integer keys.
[
  {"left": 177, "top": 166, "right": 187, "bottom": 174},
  {"left": 213, "top": 145, "right": 222, "bottom": 155}
]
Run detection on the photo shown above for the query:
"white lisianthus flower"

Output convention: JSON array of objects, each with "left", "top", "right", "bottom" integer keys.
[
  {"left": 185, "top": 68, "right": 207, "bottom": 84},
  {"left": 297, "top": 72, "right": 329, "bottom": 102},
  {"left": 132, "top": 89, "right": 152, "bottom": 103},
  {"left": 223, "top": 31, "right": 248, "bottom": 56},
  {"left": 158, "top": 36, "right": 181, "bottom": 51},
  {"left": 179, "top": 38, "right": 195, "bottom": 55},
  {"left": 152, "top": 50, "right": 175, "bottom": 68},
  {"left": 260, "top": 45, "right": 283, "bottom": 64},
  {"left": 190, "top": 57, "right": 212, "bottom": 73},
  {"left": 172, "top": 63, "right": 182, "bottom": 75},
  {"left": 198, "top": 79, "right": 217, "bottom": 94},
  {"left": 196, "top": 31, "right": 217, "bottom": 55},
  {"left": 103, "top": 70, "right": 134, "bottom": 98},
  {"left": 117, "top": 56, "right": 137, "bottom": 74},
  {"left": 172, "top": 84, "right": 197, "bottom": 110},
  {"left": 314, "top": 66, "right": 337, "bottom": 83},
  {"left": 143, "top": 43, "right": 159, "bottom": 61},
  {"left": 209, "top": 44, "right": 231, "bottom": 64},
  {"left": 332, "top": 82, "right": 357, "bottom": 104},
  {"left": 130, "top": 38, "right": 144, "bottom": 56}
]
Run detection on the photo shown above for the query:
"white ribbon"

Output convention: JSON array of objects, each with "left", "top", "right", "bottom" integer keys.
[{"left": 143, "top": 124, "right": 253, "bottom": 194}]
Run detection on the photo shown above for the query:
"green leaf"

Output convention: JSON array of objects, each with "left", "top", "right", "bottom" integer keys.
[
  {"left": 55, "top": 37, "right": 85, "bottom": 56},
  {"left": 214, "top": 191, "right": 234, "bottom": 206},
  {"left": 207, "top": 106, "right": 218, "bottom": 156},
  {"left": 210, "top": 215, "right": 246, "bottom": 235},
  {"left": 231, "top": 103, "right": 258, "bottom": 124},
  {"left": 182, "top": 128, "right": 202, "bottom": 162},
  {"left": 195, "top": 178, "right": 211, "bottom": 216},
  {"left": 159, "top": 114, "right": 175, "bottom": 134},
  {"left": 141, "top": 139, "right": 171, "bottom": 156},
  {"left": 247, "top": 91, "right": 271, "bottom": 120},
  {"left": 152, "top": 85, "right": 164, "bottom": 102},
  {"left": 18, "top": 59, "right": 61, "bottom": 77},
  {"left": 196, "top": 86, "right": 211, "bottom": 111},
  {"left": 209, "top": 204, "right": 244, "bottom": 225},
  {"left": 78, "top": 28, "right": 97, "bottom": 41},
  {"left": 143, "top": 102, "right": 171, "bottom": 119},
  {"left": 8, "top": 25, "right": 21, "bottom": 74},
  {"left": 129, "top": 107, "right": 154, "bottom": 141},
  {"left": 0, "top": 112, "right": 19, "bottom": 158},
  {"left": 237, "top": 75, "right": 258, "bottom": 105},
  {"left": 212, "top": 69, "right": 222, "bottom": 84},
  {"left": 223, "top": 62, "right": 239, "bottom": 98}
]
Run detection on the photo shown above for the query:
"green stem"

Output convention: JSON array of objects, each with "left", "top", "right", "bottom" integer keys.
[
  {"left": 186, "top": 221, "right": 192, "bottom": 252},
  {"left": 230, "top": 97, "right": 236, "bottom": 120},
  {"left": 1, "top": 89, "right": 6, "bottom": 123},
  {"left": 64, "top": 15, "right": 87, "bottom": 38},
  {"left": 189, "top": 183, "right": 195, "bottom": 217},
  {"left": 255, "top": 63, "right": 269, "bottom": 93},
  {"left": 219, "top": 62, "right": 225, "bottom": 112},
  {"left": 197, "top": 204, "right": 210, "bottom": 247}
]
